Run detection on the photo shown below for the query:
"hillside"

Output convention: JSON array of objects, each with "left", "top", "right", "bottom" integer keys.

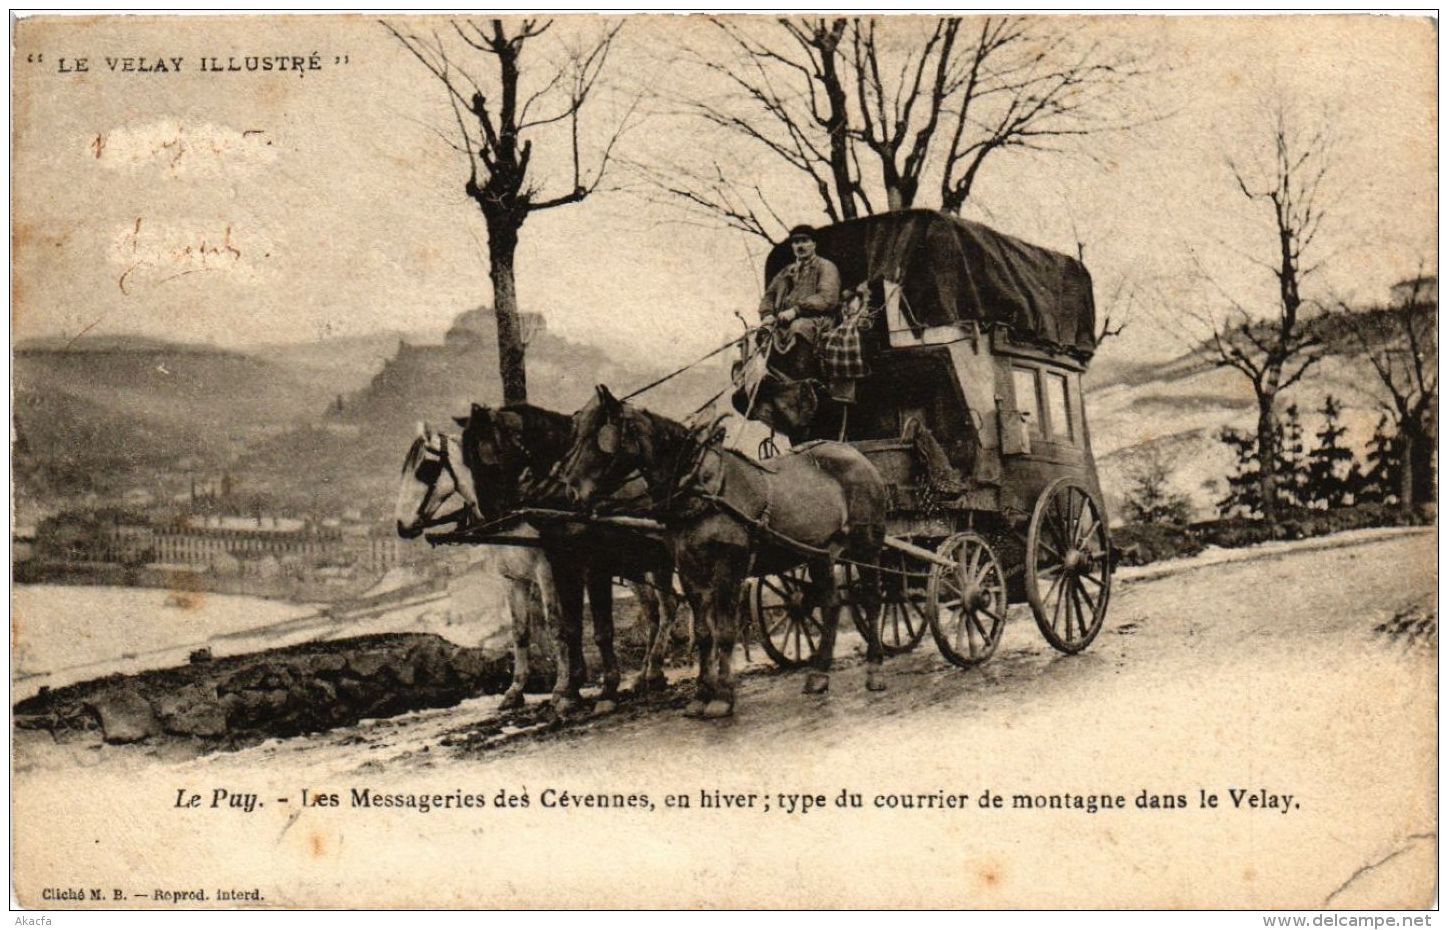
[
  {"left": 13, "top": 339, "right": 332, "bottom": 443},
  {"left": 12, "top": 387, "right": 210, "bottom": 501},
  {"left": 243, "top": 330, "right": 438, "bottom": 400},
  {"left": 1086, "top": 316, "right": 1418, "bottom": 521},
  {"left": 234, "top": 307, "right": 731, "bottom": 517},
  {"left": 13, "top": 300, "right": 1424, "bottom": 525}
]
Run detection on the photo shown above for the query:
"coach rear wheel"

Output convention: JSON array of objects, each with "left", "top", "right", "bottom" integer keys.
[
  {"left": 1025, "top": 478, "right": 1112, "bottom": 654},
  {"left": 927, "top": 532, "right": 1009, "bottom": 668}
]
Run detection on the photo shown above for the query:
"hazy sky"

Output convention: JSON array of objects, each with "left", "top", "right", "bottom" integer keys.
[{"left": 10, "top": 14, "right": 1437, "bottom": 372}]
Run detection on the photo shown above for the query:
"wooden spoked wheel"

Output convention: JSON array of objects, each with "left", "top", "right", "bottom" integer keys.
[
  {"left": 840, "top": 555, "right": 928, "bottom": 655},
  {"left": 1025, "top": 478, "right": 1112, "bottom": 654},
  {"left": 874, "top": 548, "right": 932, "bottom": 655},
  {"left": 927, "top": 532, "right": 1009, "bottom": 668},
  {"left": 747, "top": 567, "right": 825, "bottom": 670}
]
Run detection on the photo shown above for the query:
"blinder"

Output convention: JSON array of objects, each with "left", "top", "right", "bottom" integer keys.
[
  {"left": 415, "top": 458, "right": 443, "bottom": 485},
  {"left": 596, "top": 422, "right": 620, "bottom": 454}
]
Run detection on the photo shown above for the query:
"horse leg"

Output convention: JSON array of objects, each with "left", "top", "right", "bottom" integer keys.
[
  {"left": 856, "top": 560, "right": 887, "bottom": 692},
  {"left": 629, "top": 576, "right": 668, "bottom": 697},
  {"left": 658, "top": 576, "right": 686, "bottom": 659},
  {"left": 682, "top": 587, "right": 714, "bottom": 718},
  {"left": 499, "top": 577, "right": 534, "bottom": 710},
  {"left": 803, "top": 558, "right": 839, "bottom": 695},
  {"left": 587, "top": 571, "right": 619, "bottom": 715},
  {"left": 550, "top": 565, "right": 587, "bottom": 716},
  {"left": 703, "top": 558, "right": 745, "bottom": 719}
]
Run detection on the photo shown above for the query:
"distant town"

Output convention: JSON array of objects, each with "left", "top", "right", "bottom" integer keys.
[{"left": 14, "top": 473, "right": 414, "bottom": 602}]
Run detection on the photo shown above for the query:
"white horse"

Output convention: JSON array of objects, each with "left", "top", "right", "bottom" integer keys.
[{"left": 395, "top": 421, "right": 558, "bottom": 709}]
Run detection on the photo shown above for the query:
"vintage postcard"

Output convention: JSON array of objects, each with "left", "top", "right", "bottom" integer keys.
[{"left": 9, "top": 12, "right": 1438, "bottom": 910}]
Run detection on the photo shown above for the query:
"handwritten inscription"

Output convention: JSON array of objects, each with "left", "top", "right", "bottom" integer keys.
[{"left": 111, "top": 217, "right": 270, "bottom": 295}]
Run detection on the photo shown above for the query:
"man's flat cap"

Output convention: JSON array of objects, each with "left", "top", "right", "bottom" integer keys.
[{"left": 788, "top": 224, "right": 819, "bottom": 241}]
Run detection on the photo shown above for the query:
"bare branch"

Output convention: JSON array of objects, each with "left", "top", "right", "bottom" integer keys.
[{"left": 384, "top": 17, "right": 631, "bottom": 404}]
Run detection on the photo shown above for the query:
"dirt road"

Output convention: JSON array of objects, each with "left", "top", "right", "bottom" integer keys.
[{"left": 13, "top": 528, "right": 1437, "bottom": 908}]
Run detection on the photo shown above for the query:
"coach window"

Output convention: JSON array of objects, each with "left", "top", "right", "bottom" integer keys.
[
  {"left": 1046, "top": 372, "right": 1073, "bottom": 441},
  {"left": 1012, "top": 366, "right": 1043, "bottom": 437}
]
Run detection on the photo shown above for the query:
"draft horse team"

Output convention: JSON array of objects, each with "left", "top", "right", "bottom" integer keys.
[{"left": 396, "top": 210, "right": 1114, "bottom": 720}]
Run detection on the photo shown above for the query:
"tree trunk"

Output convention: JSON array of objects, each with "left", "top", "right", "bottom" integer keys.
[
  {"left": 1399, "top": 419, "right": 1435, "bottom": 511},
  {"left": 486, "top": 219, "right": 528, "bottom": 406},
  {"left": 1256, "top": 398, "right": 1279, "bottom": 521},
  {"left": 819, "top": 53, "right": 857, "bottom": 220}
]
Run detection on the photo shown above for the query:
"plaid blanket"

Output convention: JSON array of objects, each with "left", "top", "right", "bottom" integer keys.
[{"left": 818, "top": 312, "right": 870, "bottom": 381}]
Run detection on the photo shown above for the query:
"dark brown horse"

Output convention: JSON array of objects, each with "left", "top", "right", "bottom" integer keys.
[
  {"left": 557, "top": 385, "right": 890, "bottom": 719},
  {"left": 454, "top": 402, "right": 680, "bottom": 715}
]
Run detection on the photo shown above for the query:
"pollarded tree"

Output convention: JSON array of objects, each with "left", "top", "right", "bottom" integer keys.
[{"left": 384, "top": 18, "right": 635, "bottom": 404}]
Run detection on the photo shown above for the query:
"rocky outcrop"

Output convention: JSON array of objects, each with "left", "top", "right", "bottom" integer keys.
[{"left": 14, "top": 634, "right": 530, "bottom": 746}]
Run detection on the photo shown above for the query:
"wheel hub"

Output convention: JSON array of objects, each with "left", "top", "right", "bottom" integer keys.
[{"left": 1062, "top": 549, "right": 1086, "bottom": 573}]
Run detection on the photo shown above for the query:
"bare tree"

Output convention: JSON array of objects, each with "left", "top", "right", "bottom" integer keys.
[
  {"left": 650, "top": 16, "right": 1147, "bottom": 239},
  {"left": 1342, "top": 272, "right": 1438, "bottom": 509},
  {"left": 1070, "top": 229, "right": 1133, "bottom": 348},
  {"left": 938, "top": 18, "right": 1147, "bottom": 214},
  {"left": 627, "top": 158, "right": 788, "bottom": 241},
  {"left": 849, "top": 18, "right": 962, "bottom": 211},
  {"left": 384, "top": 18, "right": 632, "bottom": 404},
  {"left": 1093, "top": 275, "right": 1135, "bottom": 347},
  {"left": 673, "top": 17, "right": 865, "bottom": 237},
  {"left": 1198, "top": 104, "right": 1333, "bottom": 522}
]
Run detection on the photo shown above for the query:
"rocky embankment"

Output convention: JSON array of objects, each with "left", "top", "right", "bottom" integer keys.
[{"left": 13, "top": 633, "right": 550, "bottom": 748}]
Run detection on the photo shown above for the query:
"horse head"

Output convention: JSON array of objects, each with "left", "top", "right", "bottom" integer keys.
[
  {"left": 394, "top": 421, "right": 482, "bottom": 539},
  {"left": 456, "top": 402, "right": 577, "bottom": 515},
  {"left": 559, "top": 385, "right": 724, "bottom": 508},
  {"left": 452, "top": 403, "right": 526, "bottom": 520},
  {"left": 558, "top": 385, "right": 638, "bottom": 507}
]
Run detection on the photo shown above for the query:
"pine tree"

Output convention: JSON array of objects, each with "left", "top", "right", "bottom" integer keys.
[
  {"left": 1277, "top": 403, "right": 1309, "bottom": 509},
  {"left": 1304, "top": 395, "right": 1360, "bottom": 509},
  {"left": 1219, "top": 426, "right": 1265, "bottom": 518},
  {"left": 1361, "top": 415, "right": 1405, "bottom": 505},
  {"left": 1123, "top": 446, "right": 1194, "bottom": 525}
]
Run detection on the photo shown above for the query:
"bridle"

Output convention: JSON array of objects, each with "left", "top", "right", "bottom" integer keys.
[
  {"left": 406, "top": 433, "right": 481, "bottom": 531},
  {"left": 565, "top": 405, "right": 722, "bottom": 520}
]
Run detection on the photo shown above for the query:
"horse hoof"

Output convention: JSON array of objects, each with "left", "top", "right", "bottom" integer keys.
[
  {"left": 683, "top": 699, "right": 708, "bottom": 718},
  {"left": 866, "top": 669, "right": 887, "bottom": 692},
  {"left": 592, "top": 699, "right": 618, "bottom": 717},
  {"left": 551, "top": 694, "right": 582, "bottom": 716},
  {"left": 702, "top": 700, "right": 734, "bottom": 719},
  {"left": 803, "top": 672, "right": 830, "bottom": 695},
  {"left": 498, "top": 688, "right": 526, "bottom": 711},
  {"left": 631, "top": 674, "right": 667, "bottom": 696}
]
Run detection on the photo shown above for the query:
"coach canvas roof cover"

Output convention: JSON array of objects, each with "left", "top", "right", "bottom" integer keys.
[{"left": 765, "top": 209, "right": 1098, "bottom": 357}]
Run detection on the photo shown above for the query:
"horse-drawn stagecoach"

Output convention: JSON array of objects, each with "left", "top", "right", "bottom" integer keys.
[
  {"left": 740, "top": 209, "right": 1113, "bottom": 671},
  {"left": 401, "top": 209, "right": 1112, "bottom": 716}
]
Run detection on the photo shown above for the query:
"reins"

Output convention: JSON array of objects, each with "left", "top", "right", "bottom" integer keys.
[{"left": 619, "top": 336, "right": 746, "bottom": 403}]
